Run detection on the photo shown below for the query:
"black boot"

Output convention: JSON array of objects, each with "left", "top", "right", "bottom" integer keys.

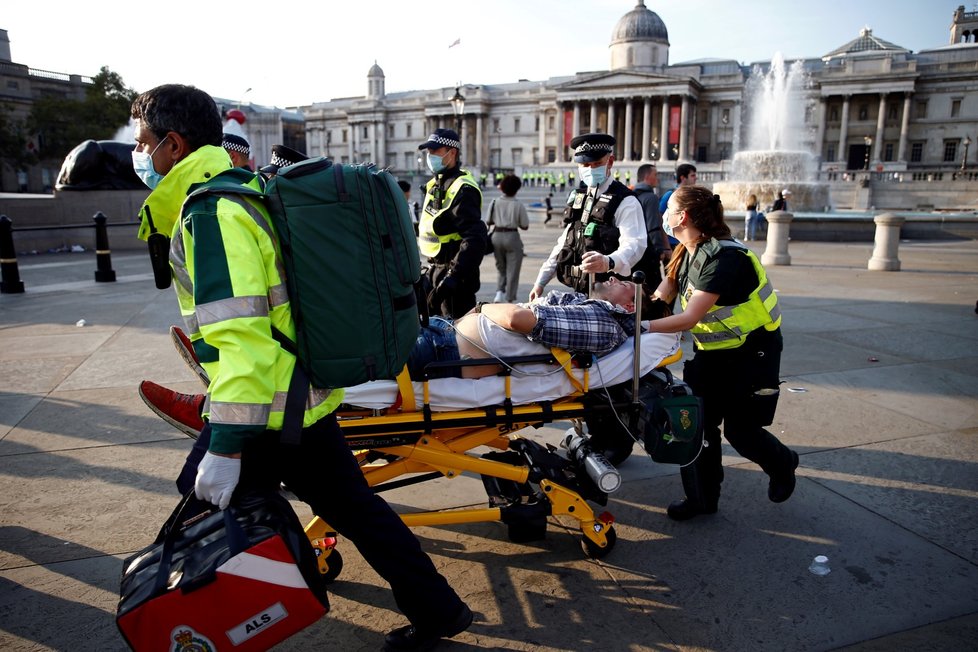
[
  {"left": 668, "top": 463, "right": 719, "bottom": 521},
  {"left": 384, "top": 604, "right": 473, "bottom": 651},
  {"left": 768, "top": 449, "right": 799, "bottom": 503},
  {"left": 667, "top": 498, "right": 718, "bottom": 521}
]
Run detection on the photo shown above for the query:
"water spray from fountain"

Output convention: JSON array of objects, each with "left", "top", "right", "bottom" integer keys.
[{"left": 715, "top": 53, "right": 831, "bottom": 213}]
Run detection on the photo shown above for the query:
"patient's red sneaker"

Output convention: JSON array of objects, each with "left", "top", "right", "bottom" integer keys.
[
  {"left": 138, "top": 380, "right": 205, "bottom": 438},
  {"left": 170, "top": 325, "right": 209, "bottom": 387}
]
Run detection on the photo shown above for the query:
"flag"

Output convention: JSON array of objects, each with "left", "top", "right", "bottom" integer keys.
[{"left": 448, "top": 38, "right": 461, "bottom": 48}]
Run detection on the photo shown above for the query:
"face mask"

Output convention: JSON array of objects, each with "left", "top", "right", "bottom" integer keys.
[
  {"left": 131, "top": 136, "right": 169, "bottom": 189},
  {"left": 663, "top": 207, "right": 678, "bottom": 237},
  {"left": 579, "top": 164, "right": 607, "bottom": 188},
  {"left": 427, "top": 152, "right": 445, "bottom": 174}
]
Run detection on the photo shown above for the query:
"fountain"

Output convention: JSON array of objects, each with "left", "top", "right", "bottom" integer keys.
[{"left": 714, "top": 53, "right": 831, "bottom": 213}]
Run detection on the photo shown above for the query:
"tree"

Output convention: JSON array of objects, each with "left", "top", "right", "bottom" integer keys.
[
  {"left": 0, "top": 103, "right": 30, "bottom": 169},
  {"left": 26, "top": 66, "right": 137, "bottom": 164}
]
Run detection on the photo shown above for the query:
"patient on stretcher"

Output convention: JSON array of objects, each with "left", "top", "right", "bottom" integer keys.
[{"left": 410, "top": 279, "right": 669, "bottom": 380}]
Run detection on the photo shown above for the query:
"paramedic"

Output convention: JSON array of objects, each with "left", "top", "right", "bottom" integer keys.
[
  {"left": 646, "top": 185, "right": 799, "bottom": 521},
  {"left": 130, "top": 84, "right": 471, "bottom": 650},
  {"left": 529, "top": 133, "right": 647, "bottom": 300},
  {"left": 418, "top": 128, "right": 487, "bottom": 318}
]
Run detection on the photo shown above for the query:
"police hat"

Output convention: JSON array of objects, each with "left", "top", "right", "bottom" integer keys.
[
  {"left": 221, "top": 132, "right": 250, "bottom": 156},
  {"left": 570, "top": 133, "right": 616, "bottom": 163},
  {"left": 260, "top": 144, "right": 309, "bottom": 174},
  {"left": 418, "top": 128, "right": 461, "bottom": 151}
]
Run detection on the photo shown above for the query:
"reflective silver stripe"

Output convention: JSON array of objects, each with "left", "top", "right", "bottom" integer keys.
[
  {"left": 768, "top": 302, "right": 782, "bottom": 322},
  {"left": 703, "top": 305, "right": 736, "bottom": 323},
  {"left": 268, "top": 282, "right": 289, "bottom": 308},
  {"left": 209, "top": 401, "right": 270, "bottom": 426},
  {"left": 196, "top": 295, "right": 269, "bottom": 327},
  {"left": 169, "top": 230, "right": 193, "bottom": 295},
  {"left": 184, "top": 313, "right": 200, "bottom": 336},
  {"left": 269, "top": 387, "right": 334, "bottom": 412},
  {"left": 694, "top": 327, "right": 745, "bottom": 343},
  {"left": 220, "top": 195, "right": 290, "bottom": 298},
  {"left": 758, "top": 281, "right": 774, "bottom": 302},
  {"left": 420, "top": 234, "right": 440, "bottom": 244}
]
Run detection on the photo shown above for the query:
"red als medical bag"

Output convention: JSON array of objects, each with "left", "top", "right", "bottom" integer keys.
[{"left": 117, "top": 490, "right": 328, "bottom": 651}]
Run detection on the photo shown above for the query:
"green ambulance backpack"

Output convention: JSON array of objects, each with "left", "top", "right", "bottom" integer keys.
[{"left": 188, "top": 159, "right": 421, "bottom": 390}]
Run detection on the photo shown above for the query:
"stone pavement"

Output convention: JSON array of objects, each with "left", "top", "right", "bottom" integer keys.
[{"left": 1, "top": 200, "right": 977, "bottom": 651}]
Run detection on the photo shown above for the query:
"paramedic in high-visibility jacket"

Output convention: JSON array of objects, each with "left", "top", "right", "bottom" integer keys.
[
  {"left": 644, "top": 185, "right": 799, "bottom": 523},
  {"left": 418, "top": 128, "right": 487, "bottom": 318},
  {"left": 130, "top": 84, "right": 471, "bottom": 651}
]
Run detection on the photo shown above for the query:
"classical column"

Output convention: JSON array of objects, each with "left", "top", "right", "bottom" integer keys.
[
  {"left": 572, "top": 102, "right": 581, "bottom": 139},
  {"left": 589, "top": 101, "right": 599, "bottom": 133},
  {"left": 679, "top": 95, "right": 690, "bottom": 160},
  {"left": 557, "top": 104, "right": 566, "bottom": 161},
  {"left": 872, "top": 93, "right": 887, "bottom": 163},
  {"left": 624, "top": 99, "right": 634, "bottom": 162},
  {"left": 476, "top": 114, "right": 484, "bottom": 168},
  {"left": 709, "top": 102, "right": 719, "bottom": 161},
  {"left": 641, "top": 97, "right": 652, "bottom": 161},
  {"left": 897, "top": 92, "right": 912, "bottom": 162},
  {"left": 814, "top": 97, "right": 827, "bottom": 161},
  {"left": 348, "top": 122, "right": 355, "bottom": 162},
  {"left": 660, "top": 96, "right": 670, "bottom": 161},
  {"left": 376, "top": 121, "right": 385, "bottom": 165},
  {"left": 607, "top": 101, "right": 617, "bottom": 143},
  {"left": 537, "top": 109, "right": 546, "bottom": 166},
  {"left": 837, "top": 95, "right": 850, "bottom": 163},
  {"left": 460, "top": 117, "right": 469, "bottom": 164},
  {"left": 318, "top": 127, "right": 326, "bottom": 158},
  {"left": 732, "top": 101, "right": 742, "bottom": 152}
]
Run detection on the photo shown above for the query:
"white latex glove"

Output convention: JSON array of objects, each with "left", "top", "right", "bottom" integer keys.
[{"left": 195, "top": 452, "right": 241, "bottom": 510}]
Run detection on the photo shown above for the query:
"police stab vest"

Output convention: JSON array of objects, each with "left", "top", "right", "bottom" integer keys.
[
  {"left": 418, "top": 170, "right": 480, "bottom": 259},
  {"left": 680, "top": 239, "right": 782, "bottom": 351},
  {"left": 555, "top": 180, "right": 634, "bottom": 293}
]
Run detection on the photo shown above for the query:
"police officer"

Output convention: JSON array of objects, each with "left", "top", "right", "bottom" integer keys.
[
  {"left": 417, "top": 128, "right": 487, "bottom": 318},
  {"left": 648, "top": 185, "right": 798, "bottom": 521},
  {"left": 529, "top": 133, "right": 647, "bottom": 300}
]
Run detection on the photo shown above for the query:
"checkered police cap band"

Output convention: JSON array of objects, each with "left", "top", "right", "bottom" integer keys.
[
  {"left": 426, "top": 133, "right": 461, "bottom": 149},
  {"left": 222, "top": 133, "right": 250, "bottom": 156},
  {"left": 268, "top": 152, "right": 293, "bottom": 167},
  {"left": 574, "top": 142, "right": 614, "bottom": 155}
]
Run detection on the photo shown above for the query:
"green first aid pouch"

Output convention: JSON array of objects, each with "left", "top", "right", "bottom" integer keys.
[{"left": 630, "top": 370, "right": 705, "bottom": 466}]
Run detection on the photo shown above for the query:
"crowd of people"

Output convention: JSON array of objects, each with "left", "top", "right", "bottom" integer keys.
[{"left": 129, "top": 82, "right": 799, "bottom": 650}]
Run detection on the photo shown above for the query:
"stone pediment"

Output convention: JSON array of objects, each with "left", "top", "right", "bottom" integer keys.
[{"left": 556, "top": 71, "right": 682, "bottom": 91}]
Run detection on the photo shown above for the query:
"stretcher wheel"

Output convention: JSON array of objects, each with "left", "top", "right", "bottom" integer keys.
[
  {"left": 320, "top": 549, "right": 343, "bottom": 583},
  {"left": 581, "top": 525, "right": 616, "bottom": 559}
]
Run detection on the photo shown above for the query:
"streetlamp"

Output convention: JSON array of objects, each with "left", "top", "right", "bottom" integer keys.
[
  {"left": 863, "top": 136, "right": 873, "bottom": 170},
  {"left": 962, "top": 135, "right": 971, "bottom": 171},
  {"left": 450, "top": 85, "right": 466, "bottom": 134},
  {"left": 651, "top": 138, "right": 659, "bottom": 161}
]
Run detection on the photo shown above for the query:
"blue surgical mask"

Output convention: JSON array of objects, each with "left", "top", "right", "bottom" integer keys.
[
  {"left": 426, "top": 152, "right": 445, "bottom": 174},
  {"left": 663, "top": 215, "right": 675, "bottom": 237},
  {"left": 579, "top": 164, "right": 607, "bottom": 188},
  {"left": 131, "top": 136, "right": 169, "bottom": 189}
]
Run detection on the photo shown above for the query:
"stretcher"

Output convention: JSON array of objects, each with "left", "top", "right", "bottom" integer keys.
[{"left": 304, "top": 323, "right": 701, "bottom": 582}]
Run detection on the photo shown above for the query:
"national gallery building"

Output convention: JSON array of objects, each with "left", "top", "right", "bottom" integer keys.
[{"left": 297, "top": 2, "right": 978, "bottom": 202}]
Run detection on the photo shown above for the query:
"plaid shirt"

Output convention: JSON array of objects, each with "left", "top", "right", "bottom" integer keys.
[{"left": 527, "top": 291, "right": 636, "bottom": 355}]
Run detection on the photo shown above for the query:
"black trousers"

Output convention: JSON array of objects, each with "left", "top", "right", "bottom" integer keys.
[
  {"left": 679, "top": 329, "right": 794, "bottom": 507},
  {"left": 425, "top": 263, "right": 478, "bottom": 319},
  {"left": 177, "top": 415, "right": 465, "bottom": 631}
]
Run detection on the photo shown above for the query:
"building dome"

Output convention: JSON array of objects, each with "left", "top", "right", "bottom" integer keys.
[
  {"left": 368, "top": 61, "right": 385, "bottom": 77},
  {"left": 367, "top": 61, "right": 385, "bottom": 99},
  {"left": 611, "top": 0, "right": 669, "bottom": 45}
]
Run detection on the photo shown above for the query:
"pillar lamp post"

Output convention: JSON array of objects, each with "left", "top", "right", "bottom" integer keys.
[
  {"left": 863, "top": 136, "right": 873, "bottom": 170},
  {"left": 451, "top": 85, "right": 466, "bottom": 134},
  {"left": 961, "top": 135, "right": 971, "bottom": 171}
]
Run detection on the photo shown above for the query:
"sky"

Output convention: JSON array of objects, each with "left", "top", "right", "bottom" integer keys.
[{"left": 1, "top": 0, "right": 959, "bottom": 108}]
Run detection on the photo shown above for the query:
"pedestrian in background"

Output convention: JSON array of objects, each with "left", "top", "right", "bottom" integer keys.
[
  {"left": 744, "top": 193, "right": 759, "bottom": 241},
  {"left": 487, "top": 174, "right": 529, "bottom": 302}
]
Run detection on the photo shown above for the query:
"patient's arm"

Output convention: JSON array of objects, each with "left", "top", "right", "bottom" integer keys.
[{"left": 479, "top": 304, "right": 538, "bottom": 334}]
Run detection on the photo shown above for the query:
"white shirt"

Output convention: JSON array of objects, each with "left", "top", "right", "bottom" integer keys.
[{"left": 534, "top": 178, "right": 647, "bottom": 288}]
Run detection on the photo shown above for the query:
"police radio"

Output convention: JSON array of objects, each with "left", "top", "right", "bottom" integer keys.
[{"left": 143, "top": 206, "right": 172, "bottom": 290}]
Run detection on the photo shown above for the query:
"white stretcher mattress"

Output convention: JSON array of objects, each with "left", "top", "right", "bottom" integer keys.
[{"left": 342, "top": 332, "right": 682, "bottom": 411}]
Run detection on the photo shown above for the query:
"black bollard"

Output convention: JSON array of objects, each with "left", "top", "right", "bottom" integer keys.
[
  {"left": 0, "top": 215, "right": 26, "bottom": 294},
  {"left": 93, "top": 212, "right": 117, "bottom": 283}
]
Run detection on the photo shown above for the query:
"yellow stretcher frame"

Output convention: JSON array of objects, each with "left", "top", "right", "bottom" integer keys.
[{"left": 302, "top": 347, "right": 684, "bottom": 580}]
